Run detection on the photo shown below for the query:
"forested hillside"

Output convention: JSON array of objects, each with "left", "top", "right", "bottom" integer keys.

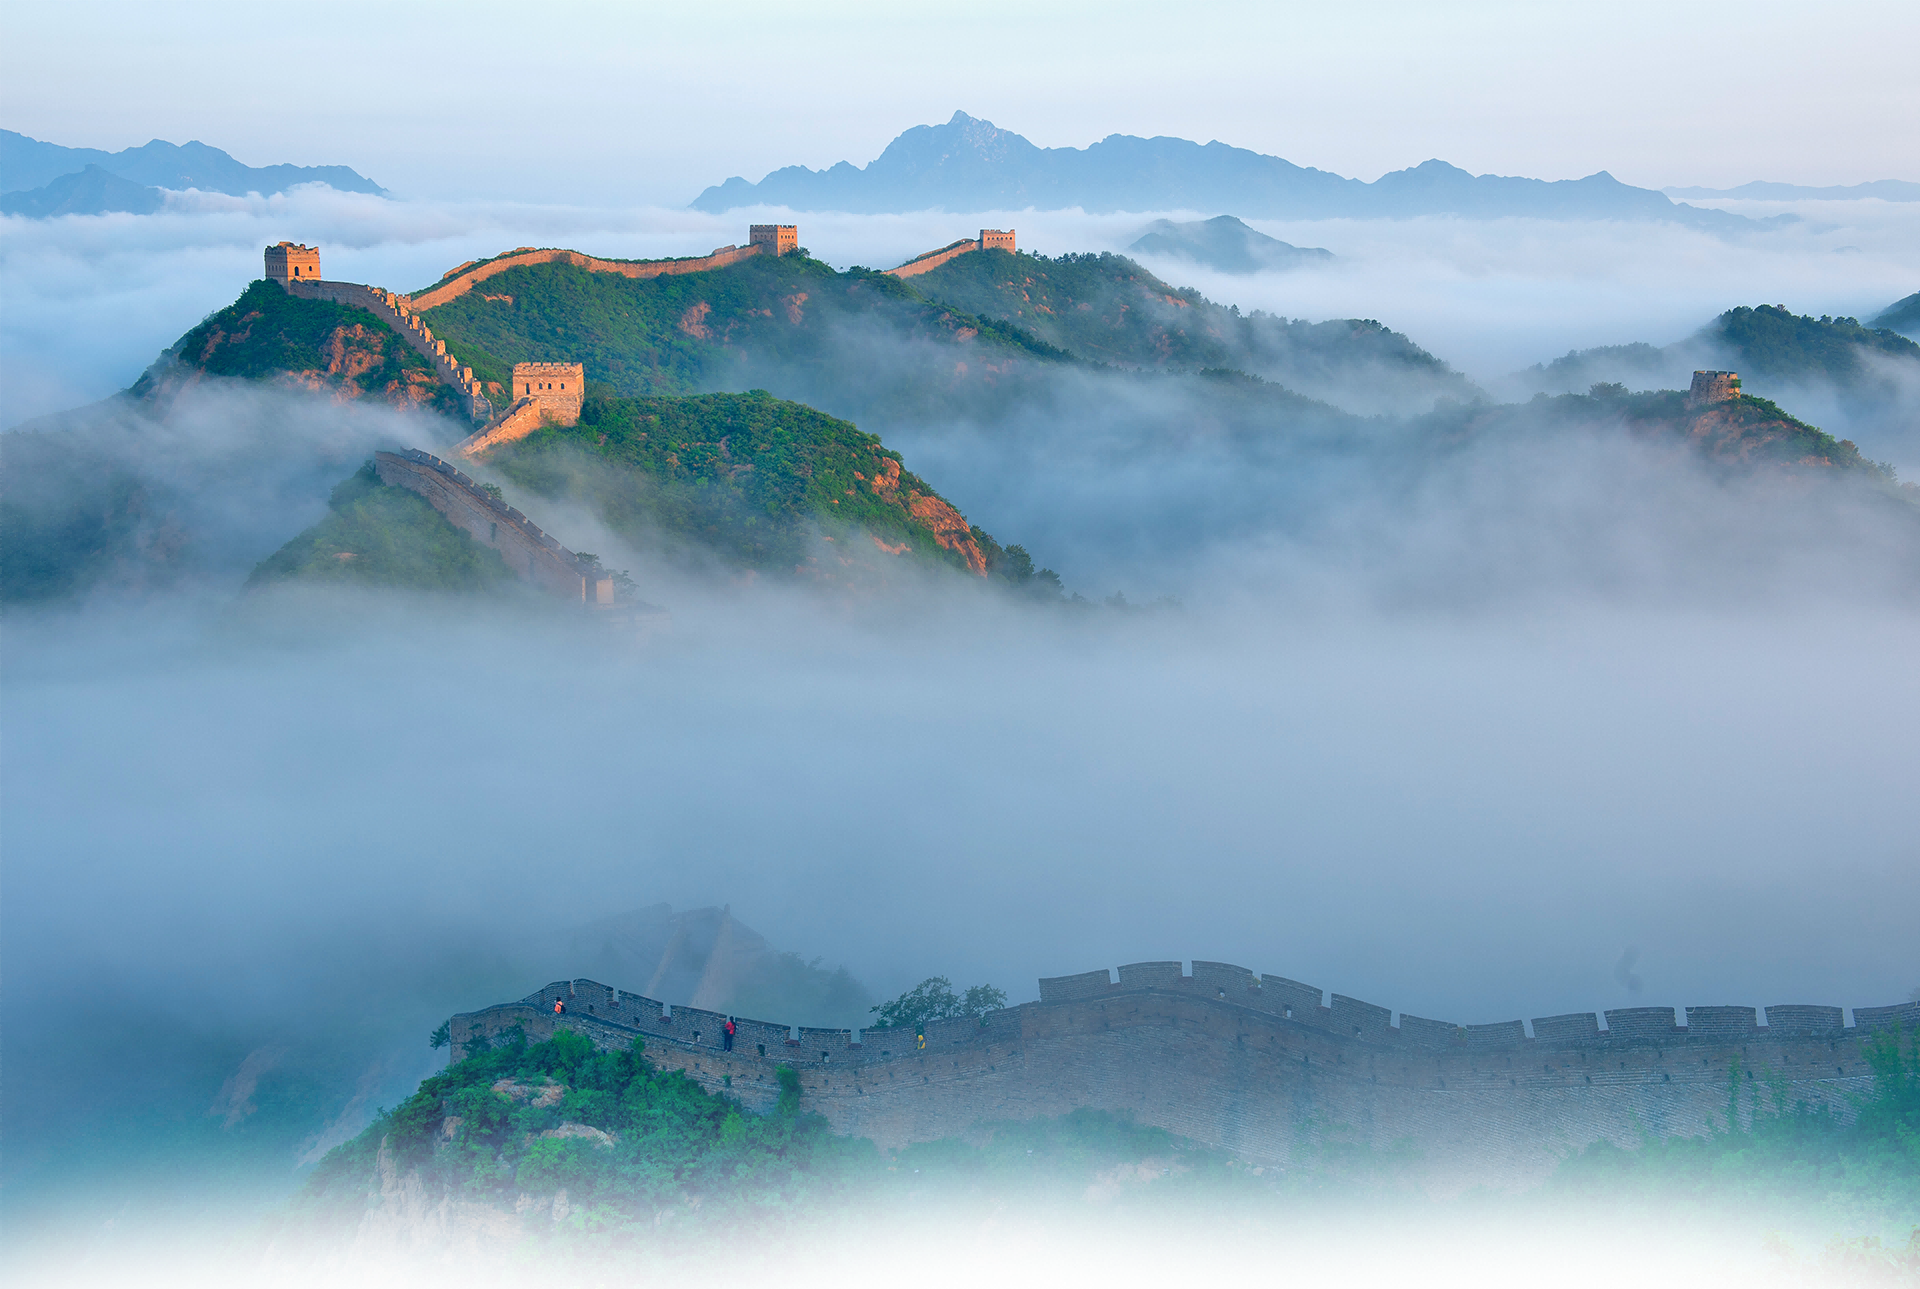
[
  {"left": 134, "top": 280, "right": 461, "bottom": 416},
  {"left": 905, "top": 248, "right": 1474, "bottom": 412},
  {"left": 484, "top": 391, "right": 1052, "bottom": 585}
]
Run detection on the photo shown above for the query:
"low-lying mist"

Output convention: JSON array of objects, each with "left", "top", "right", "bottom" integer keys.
[{"left": 4, "top": 193, "right": 1917, "bottom": 1266}]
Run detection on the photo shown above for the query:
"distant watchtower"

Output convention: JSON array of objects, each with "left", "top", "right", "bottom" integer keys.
[
  {"left": 1687, "top": 370, "right": 1741, "bottom": 407},
  {"left": 264, "top": 241, "right": 321, "bottom": 284},
  {"left": 749, "top": 224, "right": 798, "bottom": 256},
  {"left": 980, "top": 228, "right": 1016, "bottom": 252},
  {"left": 512, "top": 362, "right": 585, "bottom": 426}
]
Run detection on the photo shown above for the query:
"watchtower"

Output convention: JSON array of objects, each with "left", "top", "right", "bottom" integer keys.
[
  {"left": 264, "top": 241, "right": 322, "bottom": 283},
  {"left": 1687, "top": 370, "right": 1741, "bottom": 407},
  {"left": 749, "top": 224, "right": 798, "bottom": 256},
  {"left": 980, "top": 228, "right": 1016, "bottom": 253},
  {"left": 512, "top": 362, "right": 585, "bottom": 426}
]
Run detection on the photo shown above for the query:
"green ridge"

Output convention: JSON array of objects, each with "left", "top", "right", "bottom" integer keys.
[
  {"left": 485, "top": 390, "right": 1046, "bottom": 584},
  {"left": 1708, "top": 304, "right": 1920, "bottom": 382},
  {"left": 905, "top": 247, "right": 1471, "bottom": 387},
  {"left": 135, "top": 280, "right": 460, "bottom": 415},
  {"left": 419, "top": 253, "right": 1065, "bottom": 402},
  {"left": 246, "top": 461, "right": 517, "bottom": 592}
]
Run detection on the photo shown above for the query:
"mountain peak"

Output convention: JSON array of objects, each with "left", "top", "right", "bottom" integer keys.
[{"left": 689, "top": 118, "right": 1746, "bottom": 229}]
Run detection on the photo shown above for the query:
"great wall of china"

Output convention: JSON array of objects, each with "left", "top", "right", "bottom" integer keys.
[
  {"left": 371, "top": 449, "right": 619, "bottom": 604},
  {"left": 449, "top": 961, "right": 1917, "bottom": 1190}
]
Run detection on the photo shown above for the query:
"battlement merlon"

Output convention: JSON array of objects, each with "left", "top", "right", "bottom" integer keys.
[{"left": 457, "top": 966, "right": 1920, "bottom": 1071}]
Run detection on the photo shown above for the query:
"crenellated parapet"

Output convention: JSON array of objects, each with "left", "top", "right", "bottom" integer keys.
[
  {"left": 885, "top": 229, "right": 1018, "bottom": 278},
  {"left": 276, "top": 268, "right": 491, "bottom": 420},
  {"left": 445, "top": 961, "right": 1914, "bottom": 1191},
  {"left": 374, "top": 449, "right": 611, "bottom": 603},
  {"left": 1037, "top": 960, "right": 1915, "bottom": 1049},
  {"left": 404, "top": 228, "right": 802, "bottom": 312}
]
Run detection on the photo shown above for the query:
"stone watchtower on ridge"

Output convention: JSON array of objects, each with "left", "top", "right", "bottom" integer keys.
[
  {"left": 749, "top": 224, "right": 798, "bottom": 256},
  {"left": 264, "top": 241, "right": 321, "bottom": 283},
  {"left": 512, "top": 362, "right": 585, "bottom": 426},
  {"left": 980, "top": 229, "right": 1016, "bottom": 252},
  {"left": 1687, "top": 370, "right": 1741, "bottom": 407}
]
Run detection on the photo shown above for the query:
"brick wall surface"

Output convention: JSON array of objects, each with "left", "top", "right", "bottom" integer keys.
[
  {"left": 449, "top": 964, "right": 1906, "bottom": 1192},
  {"left": 284, "top": 278, "right": 489, "bottom": 420},
  {"left": 373, "top": 450, "right": 585, "bottom": 599},
  {"left": 407, "top": 242, "right": 770, "bottom": 312}
]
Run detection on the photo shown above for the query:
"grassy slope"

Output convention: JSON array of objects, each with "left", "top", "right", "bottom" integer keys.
[
  {"left": 191, "top": 1037, "right": 1920, "bottom": 1289},
  {"left": 488, "top": 391, "right": 1023, "bottom": 579},
  {"left": 134, "top": 280, "right": 460, "bottom": 415},
  {"left": 246, "top": 461, "right": 516, "bottom": 592}
]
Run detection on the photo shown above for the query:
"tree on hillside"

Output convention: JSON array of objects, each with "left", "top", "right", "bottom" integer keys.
[{"left": 870, "top": 977, "right": 1008, "bottom": 1032}]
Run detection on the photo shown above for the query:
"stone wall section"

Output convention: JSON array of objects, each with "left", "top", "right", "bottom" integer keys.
[
  {"left": 406, "top": 242, "right": 772, "bottom": 312},
  {"left": 373, "top": 449, "right": 605, "bottom": 601},
  {"left": 886, "top": 229, "right": 1017, "bottom": 278},
  {"left": 452, "top": 399, "right": 546, "bottom": 459},
  {"left": 283, "top": 277, "right": 489, "bottom": 420},
  {"left": 450, "top": 965, "right": 1916, "bottom": 1192}
]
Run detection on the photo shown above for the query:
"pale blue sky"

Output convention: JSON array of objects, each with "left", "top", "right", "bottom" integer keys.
[{"left": 3, "top": 0, "right": 1915, "bottom": 203}]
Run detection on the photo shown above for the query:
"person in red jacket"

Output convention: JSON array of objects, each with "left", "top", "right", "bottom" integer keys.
[
  {"left": 553, "top": 997, "right": 565, "bottom": 1015},
  {"left": 723, "top": 1018, "right": 736, "bottom": 1051}
]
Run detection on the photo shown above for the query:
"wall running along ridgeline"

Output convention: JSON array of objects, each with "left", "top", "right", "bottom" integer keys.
[
  {"left": 405, "top": 228, "right": 798, "bottom": 312},
  {"left": 886, "top": 229, "right": 1017, "bottom": 278},
  {"left": 373, "top": 449, "right": 614, "bottom": 604},
  {"left": 453, "top": 362, "right": 586, "bottom": 459},
  {"left": 448, "top": 962, "right": 1919, "bottom": 1191}
]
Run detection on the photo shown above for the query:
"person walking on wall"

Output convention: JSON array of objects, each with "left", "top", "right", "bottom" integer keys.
[
  {"left": 723, "top": 1018, "right": 736, "bottom": 1051},
  {"left": 554, "top": 997, "right": 565, "bottom": 1015}
]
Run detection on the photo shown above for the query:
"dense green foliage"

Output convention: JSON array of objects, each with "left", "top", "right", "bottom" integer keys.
[
  {"left": 420, "top": 253, "right": 1063, "bottom": 402},
  {"left": 1707, "top": 304, "right": 1920, "bottom": 382},
  {"left": 187, "top": 1037, "right": 1920, "bottom": 1289},
  {"left": 246, "top": 461, "right": 516, "bottom": 592},
  {"left": 136, "top": 280, "right": 458, "bottom": 414},
  {"left": 907, "top": 248, "right": 1472, "bottom": 394},
  {"left": 869, "top": 977, "right": 1009, "bottom": 1033},
  {"left": 1874, "top": 291, "right": 1920, "bottom": 336},
  {"left": 1436, "top": 386, "right": 1889, "bottom": 478},
  {"left": 485, "top": 390, "right": 1038, "bottom": 583}
]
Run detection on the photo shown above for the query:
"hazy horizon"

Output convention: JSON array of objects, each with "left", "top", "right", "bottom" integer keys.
[{"left": 3, "top": 1, "right": 1918, "bottom": 204}]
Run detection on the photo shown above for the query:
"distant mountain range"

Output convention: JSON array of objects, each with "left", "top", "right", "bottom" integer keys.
[
  {"left": 693, "top": 112, "right": 1767, "bottom": 228},
  {"left": 0, "top": 129, "right": 384, "bottom": 216},
  {"left": 1663, "top": 180, "right": 1919, "bottom": 202}
]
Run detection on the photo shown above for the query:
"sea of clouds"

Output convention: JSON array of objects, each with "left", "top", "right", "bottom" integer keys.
[{"left": 2, "top": 194, "right": 1916, "bottom": 1256}]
